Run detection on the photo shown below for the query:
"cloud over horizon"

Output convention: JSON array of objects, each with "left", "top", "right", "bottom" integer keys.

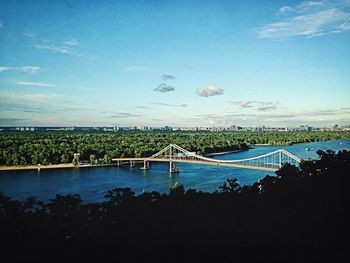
[
  {"left": 108, "top": 112, "right": 142, "bottom": 118},
  {"left": 195, "top": 107, "right": 350, "bottom": 127},
  {"left": 229, "top": 100, "right": 277, "bottom": 111},
  {"left": 196, "top": 85, "right": 224, "bottom": 97}
]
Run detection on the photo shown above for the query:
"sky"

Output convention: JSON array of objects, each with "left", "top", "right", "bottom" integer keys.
[{"left": 0, "top": 0, "right": 350, "bottom": 127}]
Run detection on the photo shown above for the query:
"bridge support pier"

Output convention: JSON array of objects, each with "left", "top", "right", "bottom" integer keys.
[
  {"left": 130, "top": 161, "right": 135, "bottom": 168},
  {"left": 169, "top": 161, "right": 173, "bottom": 173},
  {"left": 141, "top": 160, "right": 149, "bottom": 170},
  {"left": 169, "top": 161, "right": 178, "bottom": 174}
]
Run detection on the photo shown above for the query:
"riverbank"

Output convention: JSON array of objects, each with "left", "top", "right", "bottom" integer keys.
[
  {"left": 205, "top": 148, "right": 249, "bottom": 156},
  {"left": 0, "top": 149, "right": 249, "bottom": 171},
  {"left": 0, "top": 163, "right": 118, "bottom": 171}
]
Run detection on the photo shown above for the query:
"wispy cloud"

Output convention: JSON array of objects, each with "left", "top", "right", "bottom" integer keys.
[
  {"left": 153, "top": 102, "right": 187, "bottom": 107},
  {"left": 229, "top": 100, "right": 277, "bottom": 111},
  {"left": 28, "top": 34, "right": 92, "bottom": 59},
  {"left": 64, "top": 39, "right": 79, "bottom": 46},
  {"left": 34, "top": 44, "right": 71, "bottom": 54},
  {"left": 0, "top": 66, "right": 42, "bottom": 74},
  {"left": 108, "top": 112, "right": 142, "bottom": 118},
  {"left": 154, "top": 83, "right": 175, "bottom": 93},
  {"left": 136, "top": 106, "right": 152, "bottom": 109},
  {"left": 257, "top": 105, "right": 277, "bottom": 111},
  {"left": 258, "top": 0, "right": 350, "bottom": 39},
  {"left": 16, "top": 81, "right": 55, "bottom": 87},
  {"left": 0, "top": 91, "right": 61, "bottom": 102},
  {"left": 195, "top": 107, "right": 350, "bottom": 126},
  {"left": 23, "top": 32, "right": 36, "bottom": 38},
  {"left": 0, "top": 101, "right": 52, "bottom": 113},
  {"left": 229, "top": 100, "right": 255, "bottom": 108},
  {"left": 279, "top": 5, "right": 294, "bottom": 14},
  {"left": 161, "top": 74, "right": 176, "bottom": 81},
  {"left": 196, "top": 85, "right": 224, "bottom": 97}
]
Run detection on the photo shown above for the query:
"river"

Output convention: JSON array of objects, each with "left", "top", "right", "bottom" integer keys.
[{"left": 0, "top": 139, "right": 349, "bottom": 203}]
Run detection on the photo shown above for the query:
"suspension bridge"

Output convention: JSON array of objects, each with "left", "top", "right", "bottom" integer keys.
[{"left": 111, "top": 144, "right": 302, "bottom": 173}]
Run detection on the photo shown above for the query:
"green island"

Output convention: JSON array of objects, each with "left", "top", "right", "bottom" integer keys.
[{"left": 1, "top": 130, "right": 349, "bottom": 166}]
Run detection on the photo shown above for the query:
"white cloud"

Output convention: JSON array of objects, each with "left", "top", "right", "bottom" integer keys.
[
  {"left": 16, "top": 81, "right": 55, "bottom": 87},
  {"left": 35, "top": 44, "right": 71, "bottom": 54},
  {"left": 258, "top": 0, "right": 350, "bottom": 39},
  {"left": 195, "top": 85, "right": 224, "bottom": 97},
  {"left": 279, "top": 6, "right": 294, "bottom": 13},
  {"left": 64, "top": 39, "right": 79, "bottom": 46},
  {"left": 0, "top": 66, "right": 42, "bottom": 74}
]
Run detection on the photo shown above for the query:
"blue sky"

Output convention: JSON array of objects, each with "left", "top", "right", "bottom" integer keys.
[{"left": 0, "top": 0, "right": 350, "bottom": 127}]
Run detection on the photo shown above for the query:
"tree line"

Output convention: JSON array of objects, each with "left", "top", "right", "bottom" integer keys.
[
  {"left": 0, "top": 130, "right": 349, "bottom": 166},
  {"left": 0, "top": 150, "right": 349, "bottom": 262}
]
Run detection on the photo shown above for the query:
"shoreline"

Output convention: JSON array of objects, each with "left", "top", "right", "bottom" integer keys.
[
  {"left": 205, "top": 148, "right": 249, "bottom": 156},
  {"left": 2, "top": 139, "right": 347, "bottom": 171},
  {"left": 1, "top": 149, "right": 250, "bottom": 171},
  {"left": 0, "top": 163, "right": 118, "bottom": 171}
]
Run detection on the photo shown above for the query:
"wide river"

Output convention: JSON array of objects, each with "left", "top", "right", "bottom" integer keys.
[{"left": 1, "top": 139, "right": 349, "bottom": 203}]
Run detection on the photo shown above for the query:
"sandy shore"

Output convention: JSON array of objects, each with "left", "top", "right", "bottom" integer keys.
[{"left": 0, "top": 163, "right": 118, "bottom": 171}]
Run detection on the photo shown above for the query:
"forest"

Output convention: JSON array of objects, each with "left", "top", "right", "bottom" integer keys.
[
  {"left": 0, "top": 149, "right": 349, "bottom": 262},
  {"left": 0, "top": 130, "right": 349, "bottom": 166}
]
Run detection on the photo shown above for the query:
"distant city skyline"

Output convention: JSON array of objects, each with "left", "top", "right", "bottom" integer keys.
[{"left": 1, "top": 0, "right": 350, "bottom": 127}]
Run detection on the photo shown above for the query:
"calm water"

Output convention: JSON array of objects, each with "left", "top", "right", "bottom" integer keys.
[{"left": 1, "top": 139, "right": 349, "bottom": 203}]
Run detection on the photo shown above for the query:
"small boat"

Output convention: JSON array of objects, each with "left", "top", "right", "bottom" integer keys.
[{"left": 305, "top": 148, "right": 310, "bottom": 151}]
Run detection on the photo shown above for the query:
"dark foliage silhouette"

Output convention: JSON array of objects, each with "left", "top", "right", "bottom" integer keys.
[{"left": 1, "top": 150, "right": 349, "bottom": 262}]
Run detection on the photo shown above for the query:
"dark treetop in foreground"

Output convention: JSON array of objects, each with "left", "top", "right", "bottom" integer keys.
[
  {"left": 1, "top": 130, "right": 349, "bottom": 166},
  {"left": 1, "top": 150, "right": 349, "bottom": 262}
]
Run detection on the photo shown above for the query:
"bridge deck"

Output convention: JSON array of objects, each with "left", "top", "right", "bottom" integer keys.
[{"left": 111, "top": 158, "right": 278, "bottom": 172}]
